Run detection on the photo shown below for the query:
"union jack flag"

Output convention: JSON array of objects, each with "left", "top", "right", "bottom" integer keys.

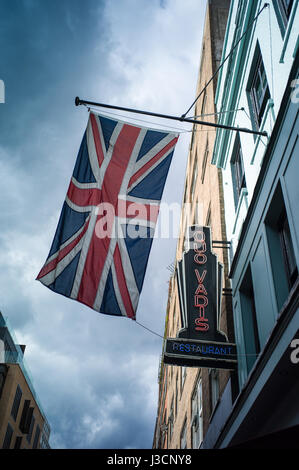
[{"left": 37, "top": 112, "right": 179, "bottom": 320}]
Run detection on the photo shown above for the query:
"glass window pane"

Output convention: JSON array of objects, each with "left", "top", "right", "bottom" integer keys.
[
  {"left": 280, "top": 216, "right": 298, "bottom": 285},
  {"left": 11, "top": 385, "right": 22, "bottom": 421},
  {"left": 248, "top": 48, "right": 270, "bottom": 126},
  {"left": 2, "top": 424, "right": 13, "bottom": 449}
]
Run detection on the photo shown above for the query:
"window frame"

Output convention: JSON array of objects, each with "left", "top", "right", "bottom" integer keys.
[
  {"left": 14, "top": 436, "right": 22, "bottom": 449},
  {"left": 200, "top": 89, "right": 207, "bottom": 117},
  {"left": 32, "top": 424, "right": 41, "bottom": 449},
  {"left": 265, "top": 183, "right": 298, "bottom": 311},
  {"left": 231, "top": 133, "right": 246, "bottom": 209},
  {"left": 209, "top": 368, "right": 220, "bottom": 413},
  {"left": 239, "top": 266, "right": 261, "bottom": 374},
  {"left": 2, "top": 423, "right": 13, "bottom": 449},
  {"left": 191, "top": 378, "right": 203, "bottom": 449},
  {"left": 168, "top": 397, "right": 174, "bottom": 442},
  {"left": 278, "top": 211, "right": 298, "bottom": 288},
  {"left": 180, "top": 417, "right": 187, "bottom": 449},
  {"left": 26, "top": 414, "right": 35, "bottom": 444},
  {"left": 11, "top": 384, "right": 22, "bottom": 422},
  {"left": 181, "top": 366, "right": 187, "bottom": 390},
  {"left": 247, "top": 46, "right": 270, "bottom": 130},
  {"left": 201, "top": 140, "right": 209, "bottom": 184},
  {"left": 273, "top": 0, "right": 294, "bottom": 35},
  {"left": 190, "top": 151, "right": 198, "bottom": 200}
]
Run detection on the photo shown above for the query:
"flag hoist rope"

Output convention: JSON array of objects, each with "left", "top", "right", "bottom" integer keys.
[{"left": 75, "top": 97, "right": 267, "bottom": 137}]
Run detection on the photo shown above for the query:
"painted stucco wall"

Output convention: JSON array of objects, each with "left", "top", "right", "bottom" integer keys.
[{"left": 213, "top": 0, "right": 299, "bottom": 253}]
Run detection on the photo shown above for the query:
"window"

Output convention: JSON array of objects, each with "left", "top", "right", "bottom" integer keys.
[
  {"left": 210, "top": 369, "right": 220, "bottom": 412},
  {"left": 199, "top": 45, "right": 205, "bottom": 80},
  {"left": 14, "top": 436, "right": 22, "bottom": 449},
  {"left": 190, "top": 126, "right": 196, "bottom": 151},
  {"left": 194, "top": 198, "right": 201, "bottom": 226},
  {"left": 231, "top": 133, "right": 246, "bottom": 209},
  {"left": 265, "top": 183, "right": 298, "bottom": 311},
  {"left": 273, "top": 0, "right": 294, "bottom": 34},
  {"left": 0, "top": 365, "right": 7, "bottom": 398},
  {"left": 26, "top": 414, "right": 35, "bottom": 444},
  {"left": 205, "top": 203, "right": 211, "bottom": 227},
  {"left": 200, "top": 90, "right": 207, "bottom": 117},
  {"left": 181, "top": 366, "right": 187, "bottom": 389},
  {"left": 235, "top": 0, "right": 244, "bottom": 25},
  {"left": 40, "top": 433, "right": 50, "bottom": 449},
  {"left": 4, "top": 340, "right": 11, "bottom": 362},
  {"left": 201, "top": 141, "right": 209, "bottom": 183},
  {"left": 278, "top": 213, "right": 298, "bottom": 288},
  {"left": 19, "top": 399, "right": 33, "bottom": 433},
  {"left": 43, "top": 420, "right": 51, "bottom": 441},
  {"left": 33, "top": 425, "right": 41, "bottom": 449},
  {"left": 0, "top": 339, "right": 3, "bottom": 363},
  {"left": 183, "top": 183, "right": 187, "bottom": 203},
  {"left": 191, "top": 378, "right": 203, "bottom": 449},
  {"left": 190, "top": 152, "right": 198, "bottom": 200},
  {"left": 239, "top": 266, "right": 260, "bottom": 373},
  {"left": 11, "top": 385, "right": 22, "bottom": 421},
  {"left": 2, "top": 423, "right": 13, "bottom": 449},
  {"left": 175, "top": 374, "right": 178, "bottom": 417},
  {"left": 281, "top": 0, "right": 294, "bottom": 16},
  {"left": 168, "top": 398, "right": 174, "bottom": 442},
  {"left": 180, "top": 418, "right": 187, "bottom": 449},
  {"left": 247, "top": 47, "right": 270, "bottom": 128}
]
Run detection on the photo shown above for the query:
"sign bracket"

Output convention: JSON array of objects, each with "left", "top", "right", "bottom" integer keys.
[{"left": 75, "top": 97, "right": 268, "bottom": 138}]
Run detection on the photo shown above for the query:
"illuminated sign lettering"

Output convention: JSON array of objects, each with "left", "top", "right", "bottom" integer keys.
[
  {"left": 163, "top": 226, "right": 237, "bottom": 370},
  {"left": 164, "top": 338, "right": 237, "bottom": 369}
]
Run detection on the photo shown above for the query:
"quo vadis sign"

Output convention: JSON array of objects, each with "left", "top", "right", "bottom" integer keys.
[{"left": 163, "top": 226, "right": 237, "bottom": 370}]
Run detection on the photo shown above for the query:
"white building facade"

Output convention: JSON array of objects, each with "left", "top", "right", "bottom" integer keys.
[
  {"left": 208, "top": 0, "right": 299, "bottom": 448},
  {"left": 213, "top": 0, "right": 298, "bottom": 253}
]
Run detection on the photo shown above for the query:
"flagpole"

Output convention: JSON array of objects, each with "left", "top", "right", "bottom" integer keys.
[{"left": 74, "top": 96, "right": 268, "bottom": 137}]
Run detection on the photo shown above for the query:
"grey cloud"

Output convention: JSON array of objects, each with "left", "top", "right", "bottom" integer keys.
[{"left": 0, "top": 0, "right": 206, "bottom": 448}]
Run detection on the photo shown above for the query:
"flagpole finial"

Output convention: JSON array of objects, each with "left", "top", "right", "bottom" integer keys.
[{"left": 75, "top": 96, "right": 81, "bottom": 106}]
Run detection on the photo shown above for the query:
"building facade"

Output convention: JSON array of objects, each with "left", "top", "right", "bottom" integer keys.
[
  {"left": 0, "top": 313, "right": 51, "bottom": 449},
  {"left": 153, "top": 0, "right": 233, "bottom": 449},
  {"left": 210, "top": 0, "right": 299, "bottom": 448},
  {"left": 153, "top": 0, "right": 299, "bottom": 449}
]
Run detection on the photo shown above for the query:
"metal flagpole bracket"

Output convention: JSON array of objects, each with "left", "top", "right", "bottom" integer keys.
[{"left": 74, "top": 96, "right": 268, "bottom": 138}]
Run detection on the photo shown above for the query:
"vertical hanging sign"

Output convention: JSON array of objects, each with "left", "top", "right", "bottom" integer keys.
[{"left": 163, "top": 226, "right": 237, "bottom": 370}]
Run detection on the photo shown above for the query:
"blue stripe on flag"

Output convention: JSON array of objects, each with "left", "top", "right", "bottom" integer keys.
[
  {"left": 98, "top": 115, "right": 118, "bottom": 152},
  {"left": 136, "top": 129, "right": 169, "bottom": 162},
  {"left": 48, "top": 202, "right": 90, "bottom": 258},
  {"left": 100, "top": 268, "right": 123, "bottom": 316},
  {"left": 48, "top": 251, "right": 81, "bottom": 298},
  {"left": 128, "top": 152, "right": 173, "bottom": 200},
  {"left": 73, "top": 131, "right": 96, "bottom": 183},
  {"left": 124, "top": 226, "right": 154, "bottom": 292}
]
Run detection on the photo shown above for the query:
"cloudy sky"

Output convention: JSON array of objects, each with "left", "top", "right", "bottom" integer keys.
[{"left": 0, "top": 0, "right": 206, "bottom": 448}]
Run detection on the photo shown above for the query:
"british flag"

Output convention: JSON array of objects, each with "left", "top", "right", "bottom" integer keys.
[{"left": 37, "top": 112, "right": 179, "bottom": 320}]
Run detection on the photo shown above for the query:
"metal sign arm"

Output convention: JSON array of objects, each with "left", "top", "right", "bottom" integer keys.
[{"left": 75, "top": 97, "right": 268, "bottom": 138}]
